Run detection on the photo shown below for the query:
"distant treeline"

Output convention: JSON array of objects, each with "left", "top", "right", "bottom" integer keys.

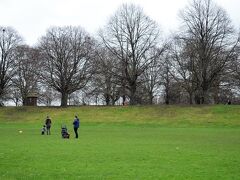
[{"left": 0, "top": 0, "right": 240, "bottom": 106}]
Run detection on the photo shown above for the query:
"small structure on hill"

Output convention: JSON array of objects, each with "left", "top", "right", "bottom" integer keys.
[{"left": 26, "top": 92, "right": 38, "bottom": 106}]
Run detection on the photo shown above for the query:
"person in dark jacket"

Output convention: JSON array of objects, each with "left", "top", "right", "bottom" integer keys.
[
  {"left": 45, "top": 116, "right": 52, "bottom": 135},
  {"left": 73, "top": 115, "right": 80, "bottom": 138}
]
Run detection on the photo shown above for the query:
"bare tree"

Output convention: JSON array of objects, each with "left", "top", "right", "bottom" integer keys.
[
  {"left": 170, "top": 38, "right": 198, "bottom": 104},
  {"left": 12, "top": 45, "right": 41, "bottom": 105},
  {"left": 141, "top": 47, "right": 166, "bottom": 104},
  {"left": 0, "top": 27, "right": 22, "bottom": 104},
  {"left": 7, "top": 87, "right": 21, "bottom": 106},
  {"left": 99, "top": 4, "right": 160, "bottom": 105},
  {"left": 160, "top": 55, "right": 175, "bottom": 105},
  {"left": 39, "top": 26, "right": 94, "bottom": 107},
  {"left": 232, "top": 46, "right": 240, "bottom": 87},
  {"left": 178, "top": 0, "right": 239, "bottom": 104},
  {"left": 38, "top": 85, "right": 59, "bottom": 106},
  {"left": 94, "top": 47, "right": 121, "bottom": 105}
]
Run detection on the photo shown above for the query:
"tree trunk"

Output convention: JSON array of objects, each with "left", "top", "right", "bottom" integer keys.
[
  {"left": 149, "top": 92, "right": 154, "bottom": 105},
  {"left": 95, "top": 95, "right": 98, "bottom": 105},
  {"left": 15, "top": 98, "right": 19, "bottom": 106},
  {"left": 129, "top": 83, "right": 137, "bottom": 105},
  {"left": 165, "top": 86, "right": 169, "bottom": 105},
  {"left": 122, "top": 95, "right": 126, "bottom": 105},
  {"left": 165, "top": 97, "right": 169, "bottom": 105},
  {"left": 22, "top": 98, "right": 27, "bottom": 106},
  {"left": 105, "top": 94, "right": 110, "bottom": 106},
  {"left": 201, "top": 88, "right": 208, "bottom": 104},
  {"left": 189, "top": 92, "right": 193, "bottom": 105},
  {"left": 213, "top": 89, "right": 219, "bottom": 104},
  {"left": 194, "top": 93, "right": 201, "bottom": 104},
  {"left": 201, "top": 96, "right": 205, "bottom": 104},
  {"left": 61, "top": 92, "right": 68, "bottom": 107},
  {"left": 47, "top": 99, "right": 52, "bottom": 106},
  {"left": 111, "top": 99, "right": 116, "bottom": 106}
]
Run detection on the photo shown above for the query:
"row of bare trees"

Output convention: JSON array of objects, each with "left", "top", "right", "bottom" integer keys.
[{"left": 0, "top": 0, "right": 240, "bottom": 106}]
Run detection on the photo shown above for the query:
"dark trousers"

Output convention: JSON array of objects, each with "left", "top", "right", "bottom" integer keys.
[
  {"left": 47, "top": 127, "right": 51, "bottom": 135},
  {"left": 74, "top": 127, "right": 78, "bottom": 138}
]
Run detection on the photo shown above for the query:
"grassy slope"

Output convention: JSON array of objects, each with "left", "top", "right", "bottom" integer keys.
[
  {"left": 0, "top": 105, "right": 239, "bottom": 179},
  {"left": 0, "top": 105, "right": 239, "bottom": 126}
]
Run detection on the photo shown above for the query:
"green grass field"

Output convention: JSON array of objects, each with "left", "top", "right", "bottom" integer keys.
[{"left": 0, "top": 105, "right": 239, "bottom": 179}]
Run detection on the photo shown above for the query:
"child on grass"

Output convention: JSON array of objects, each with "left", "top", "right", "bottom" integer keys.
[{"left": 41, "top": 125, "right": 47, "bottom": 135}]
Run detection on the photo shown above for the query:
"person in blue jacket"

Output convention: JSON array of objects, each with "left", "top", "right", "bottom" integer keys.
[{"left": 73, "top": 115, "right": 80, "bottom": 138}]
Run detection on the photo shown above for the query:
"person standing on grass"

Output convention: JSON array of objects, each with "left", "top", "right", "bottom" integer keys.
[
  {"left": 45, "top": 116, "right": 52, "bottom": 135},
  {"left": 73, "top": 115, "right": 80, "bottom": 138}
]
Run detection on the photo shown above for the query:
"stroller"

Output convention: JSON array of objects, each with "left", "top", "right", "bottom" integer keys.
[{"left": 61, "top": 124, "right": 70, "bottom": 139}]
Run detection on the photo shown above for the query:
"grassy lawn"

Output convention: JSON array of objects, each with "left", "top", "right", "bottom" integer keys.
[{"left": 0, "top": 105, "right": 239, "bottom": 179}]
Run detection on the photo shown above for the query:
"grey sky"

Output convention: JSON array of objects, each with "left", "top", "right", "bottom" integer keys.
[{"left": 0, "top": 0, "right": 239, "bottom": 45}]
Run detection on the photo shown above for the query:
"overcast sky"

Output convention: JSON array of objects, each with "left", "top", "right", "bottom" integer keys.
[{"left": 0, "top": 0, "right": 239, "bottom": 45}]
